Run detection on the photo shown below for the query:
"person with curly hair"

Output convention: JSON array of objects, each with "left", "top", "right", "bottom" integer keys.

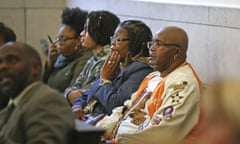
[
  {"left": 0, "top": 22, "right": 16, "bottom": 46},
  {"left": 72, "top": 20, "right": 153, "bottom": 122},
  {"left": 42, "top": 7, "right": 92, "bottom": 93},
  {"left": 64, "top": 10, "right": 120, "bottom": 105}
]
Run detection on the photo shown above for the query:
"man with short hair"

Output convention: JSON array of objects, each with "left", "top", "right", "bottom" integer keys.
[
  {"left": 0, "top": 42, "right": 74, "bottom": 144},
  {"left": 0, "top": 22, "right": 17, "bottom": 110},
  {"left": 97, "top": 26, "right": 202, "bottom": 144}
]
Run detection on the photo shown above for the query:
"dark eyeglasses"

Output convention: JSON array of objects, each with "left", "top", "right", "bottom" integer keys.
[
  {"left": 56, "top": 36, "right": 78, "bottom": 43},
  {"left": 110, "top": 36, "right": 129, "bottom": 44},
  {"left": 147, "top": 40, "right": 180, "bottom": 49}
]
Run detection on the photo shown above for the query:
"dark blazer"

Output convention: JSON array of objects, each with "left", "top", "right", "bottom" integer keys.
[
  {"left": 0, "top": 82, "right": 74, "bottom": 144},
  {"left": 73, "top": 61, "right": 153, "bottom": 114},
  {"left": 0, "top": 94, "right": 9, "bottom": 111}
]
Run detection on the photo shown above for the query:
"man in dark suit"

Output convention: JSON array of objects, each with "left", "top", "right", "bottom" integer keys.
[
  {"left": 0, "top": 42, "right": 74, "bottom": 144},
  {"left": 0, "top": 22, "right": 16, "bottom": 110}
]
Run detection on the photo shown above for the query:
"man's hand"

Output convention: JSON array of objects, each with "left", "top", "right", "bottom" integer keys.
[{"left": 46, "top": 42, "right": 59, "bottom": 69}]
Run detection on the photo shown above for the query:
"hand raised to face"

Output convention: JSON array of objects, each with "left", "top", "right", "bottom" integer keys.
[
  {"left": 101, "top": 51, "right": 121, "bottom": 81},
  {"left": 47, "top": 42, "right": 59, "bottom": 68}
]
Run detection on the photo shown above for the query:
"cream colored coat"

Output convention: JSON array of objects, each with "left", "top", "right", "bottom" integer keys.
[{"left": 97, "top": 63, "right": 202, "bottom": 144}]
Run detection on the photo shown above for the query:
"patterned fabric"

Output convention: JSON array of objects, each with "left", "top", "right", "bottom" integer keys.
[
  {"left": 64, "top": 45, "right": 110, "bottom": 98},
  {"left": 97, "top": 62, "right": 202, "bottom": 144}
]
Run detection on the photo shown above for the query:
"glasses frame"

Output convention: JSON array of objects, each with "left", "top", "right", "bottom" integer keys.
[
  {"left": 56, "top": 36, "right": 79, "bottom": 43},
  {"left": 147, "top": 40, "right": 180, "bottom": 49},
  {"left": 110, "top": 36, "right": 129, "bottom": 45}
]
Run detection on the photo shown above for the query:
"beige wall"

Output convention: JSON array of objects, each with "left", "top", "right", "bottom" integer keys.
[
  {"left": 0, "top": 0, "right": 66, "bottom": 62},
  {"left": 67, "top": 0, "right": 240, "bottom": 83},
  {"left": 1, "top": 0, "right": 240, "bottom": 83}
]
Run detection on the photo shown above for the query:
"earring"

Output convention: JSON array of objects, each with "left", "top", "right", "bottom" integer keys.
[
  {"left": 75, "top": 46, "right": 79, "bottom": 51},
  {"left": 174, "top": 55, "right": 178, "bottom": 60}
]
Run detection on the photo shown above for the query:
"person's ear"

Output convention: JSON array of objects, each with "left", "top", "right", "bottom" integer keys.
[
  {"left": 75, "top": 37, "right": 82, "bottom": 51},
  {"left": 31, "top": 62, "right": 42, "bottom": 77},
  {"left": 174, "top": 48, "right": 181, "bottom": 60}
]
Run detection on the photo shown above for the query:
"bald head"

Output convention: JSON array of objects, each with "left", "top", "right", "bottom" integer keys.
[
  {"left": 156, "top": 26, "right": 188, "bottom": 51},
  {"left": 149, "top": 26, "right": 189, "bottom": 75},
  {"left": 1, "top": 41, "right": 42, "bottom": 66}
]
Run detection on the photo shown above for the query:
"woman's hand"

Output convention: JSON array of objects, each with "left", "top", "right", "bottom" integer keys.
[
  {"left": 101, "top": 51, "right": 121, "bottom": 81},
  {"left": 67, "top": 89, "right": 86, "bottom": 104},
  {"left": 72, "top": 105, "right": 87, "bottom": 120},
  {"left": 101, "top": 131, "right": 121, "bottom": 144},
  {"left": 46, "top": 42, "right": 59, "bottom": 69}
]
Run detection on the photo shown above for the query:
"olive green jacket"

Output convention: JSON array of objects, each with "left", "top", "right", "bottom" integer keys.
[{"left": 42, "top": 48, "right": 92, "bottom": 93}]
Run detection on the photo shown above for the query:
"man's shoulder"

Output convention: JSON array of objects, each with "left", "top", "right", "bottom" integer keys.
[
  {"left": 165, "top": 64, "right": 201, "bottom": 90},
  {"left": 21, "top": 82, "right": 71, "bottom": 112},
  {"left": 26, "top": 82, "right": 64, "bottom": 101},
  {"left": 169, "top": 64, "right": 199, "bottom": 80}
]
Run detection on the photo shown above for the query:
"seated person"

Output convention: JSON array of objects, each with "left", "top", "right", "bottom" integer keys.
[
  {"left": 42, "top": 7, "right": 92, "bottom": 92},
  {"left": 64, "top": 10, "right": 120, "bottom": 104},
  {"left": 97, "top": 26, "right": 202, "bottom": 144},
  {"left": 72, "top": 20, "right": 154, "bottom": 121},
  {"left": 0, "top": 42, "right": 74, "bottom": 144},
  {"left": 0, "top": 22, "right": 16, "bottom": 46},
  {"left": 0, "top": 22, "right": 16, "bottom": 111}
]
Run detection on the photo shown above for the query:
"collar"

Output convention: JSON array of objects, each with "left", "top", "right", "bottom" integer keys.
[
  {"left": 11, "top": 81, "right": 41, "bottom": 106},
  {"left": 54, "top": 50, "right": 85, "bottom": 68},
  {"left": 93, "top": 45, "right": 110, "bottom": 60}
]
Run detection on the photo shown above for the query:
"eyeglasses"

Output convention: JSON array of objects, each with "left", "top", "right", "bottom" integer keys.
[
  {"left": 147, "top": 40, "right": 180, "bottom": 49},
  {"left": 56, "top": 36, "right": 78, "bottom": 43},
  {"left": 110, "top": 36, "right": 129, "bottom": 44}
]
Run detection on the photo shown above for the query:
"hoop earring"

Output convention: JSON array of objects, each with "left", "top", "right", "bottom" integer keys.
[
  {"left": 174, "top": 55, "right": 178, "bottom": 60},
  {"left": 75, "top": 45, "right": 79, "bottom": 52}
]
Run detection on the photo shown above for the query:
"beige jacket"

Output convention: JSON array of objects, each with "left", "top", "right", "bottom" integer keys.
[{"left": 97, "top": 62, "right": 202, "bottom": 144}]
